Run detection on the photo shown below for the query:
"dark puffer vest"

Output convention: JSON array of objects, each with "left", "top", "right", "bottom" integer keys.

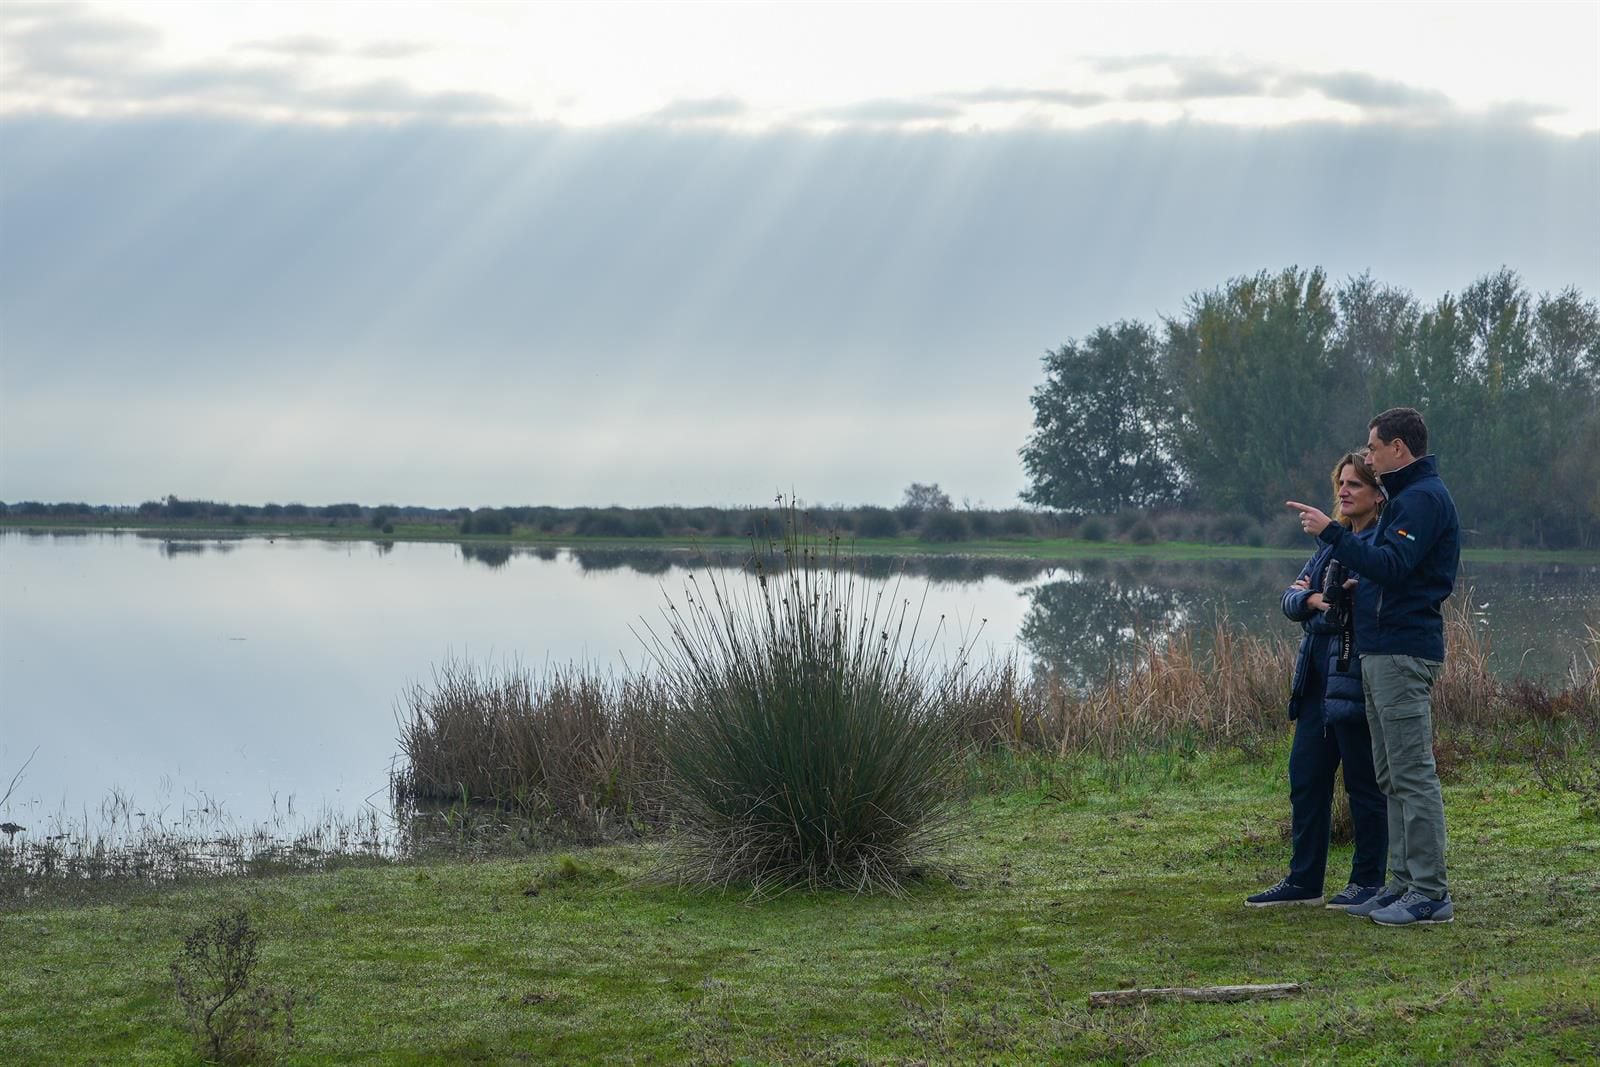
[{"left": 1281, "top": 527, "right": 1376, "bottom": 725}]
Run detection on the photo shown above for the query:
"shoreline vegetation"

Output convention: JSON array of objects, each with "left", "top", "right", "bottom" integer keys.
[
  {"left": 4, "top": 516, "right": 1597, "bottom": 565},
  {"left": 390, "top": 598, "right": 1599, "bottom": 841}
]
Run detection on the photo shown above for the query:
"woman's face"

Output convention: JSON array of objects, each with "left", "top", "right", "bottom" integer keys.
[{"left": 1337, "top": 464, "right": 1382, "bottom": 524}]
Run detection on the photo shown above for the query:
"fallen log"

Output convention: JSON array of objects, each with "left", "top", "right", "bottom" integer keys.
[{"left": 1087, "top": 982, "right": 1303, "bottom": 1008}]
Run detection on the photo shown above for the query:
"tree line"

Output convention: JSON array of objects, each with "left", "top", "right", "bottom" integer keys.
[
  {"left": 1021, "top": 267, "right": 1600, "bottom": 548},
  {"left": 0, "top": 490, "right": 1054, "bottom": 545}
]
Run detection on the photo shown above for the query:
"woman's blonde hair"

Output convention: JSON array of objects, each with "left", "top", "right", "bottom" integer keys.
[{"left": 1331, "top": 450, "right": 1383, "bottom": 529}]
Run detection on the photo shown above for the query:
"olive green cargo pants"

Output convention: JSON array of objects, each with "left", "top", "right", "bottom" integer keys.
[{"left": 1361, "top": 654, "right": 1449, "bottom": 899}]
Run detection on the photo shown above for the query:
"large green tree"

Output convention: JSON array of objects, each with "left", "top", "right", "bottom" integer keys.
[
  {"left": 1021, "top": 266, "right": 1598, "bottom": 547},
  {"left": 1020, "top": 321, "right": 1181, "bottom": 513},
  {"left": 1165, "top": 267, "right": 1339, "bottom": 517}
]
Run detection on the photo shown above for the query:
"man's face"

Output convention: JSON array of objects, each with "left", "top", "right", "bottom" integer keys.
[{"left": 1364, "top": 428, "right": 1406, "bottom": 474}]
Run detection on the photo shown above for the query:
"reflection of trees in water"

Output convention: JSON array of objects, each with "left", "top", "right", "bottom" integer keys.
[
  {"left": 459, "top": 543, "right": 513, "bottom": 569},
  {"left": 560, "top": 545, "right": 1056, "bottom": 584},
  {"left": 1016, "top": 558, "right": 1600, "bottom": 684},
  {"left": 1019, "top": 559, "right": 1298, "bottom": 685},
  {"left": 572, "top": 548, "right": 675, "bottom": 575},
  {"left": 157, "top": 539, "right": 239, "bottom": 558},
  {"left": 1020, "top": 570, "right": 1189, "bottom": 686}
]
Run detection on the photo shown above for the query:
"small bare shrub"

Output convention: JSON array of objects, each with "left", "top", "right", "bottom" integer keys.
[{"left": 171, "top": 909, "right": 300, "bottom": 1065}]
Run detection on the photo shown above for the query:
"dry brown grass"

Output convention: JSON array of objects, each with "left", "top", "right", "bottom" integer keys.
[
  {"left": 393, "top": 660, "right": 669, "bottom": 839},
  {"left": 943, "top": 616, "right": 1293, "bottom": 760},
  {"left": 943, "top": 595, "right": 1597, "bottom": 762}
]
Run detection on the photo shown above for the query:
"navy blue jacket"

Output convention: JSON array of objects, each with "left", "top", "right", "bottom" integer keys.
[
  {"left": 1317, "top": 454, "right": 1460, "bottom": 662},
  {"left": 1283, "top": 528, "right": 1373, "bottom": 724}
]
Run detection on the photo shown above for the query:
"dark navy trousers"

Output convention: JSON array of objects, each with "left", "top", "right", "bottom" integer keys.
[{"left": 1288, "top": 640, "right": 1388, "bottom": 889}]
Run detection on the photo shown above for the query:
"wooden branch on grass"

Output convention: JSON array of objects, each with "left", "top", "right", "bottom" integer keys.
[{"left": 1087, "top": 982, "right": 1302, "bottom": 1008}]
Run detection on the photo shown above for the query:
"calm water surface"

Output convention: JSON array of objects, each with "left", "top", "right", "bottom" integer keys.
[{"left": 2, "top": 530, "right": 1595, "bottom": 833}]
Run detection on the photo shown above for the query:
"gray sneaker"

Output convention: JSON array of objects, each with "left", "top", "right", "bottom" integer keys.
[
  {"left": 1370, "top": 890, "right": 1454, "bottom": 926},
  {"left": 1346, "top": 885, "right": 1406, "bottom": 918}
]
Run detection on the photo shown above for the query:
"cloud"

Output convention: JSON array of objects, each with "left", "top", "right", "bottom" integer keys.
[
  {"left": 240, "top": 34, "right": 344, "bottom": 57},
  {"left": 353, "top": 41, "right": 432, "bottom": 60},
  {"left": 770, "top": 55, "right": 1561, "bottom": 133},
  {"left": 0, "top": 5, "right": 1573, "bottom": 134},
  {"left": 806, "top": 98, "right": 964, "bottom": 124},
  {"left": 240, "top": 34, "right": 431, "bottom": 61},
  {"left": 952, "top": 87, "right": 1111, "bottom": 108},
  {"left": 1279, "top": 70, "right": 1454, "bottom": 112},
  {"left": 1124, "top": 66, "right": 1272, "bottom": 102},
  {"left": 1, "top": 3, "right": 510, "bottom": 121},
  {"left": 653, "top": 96, "right": 747, "bottom": 122},
  {"left": 1076, "top": 55, "right": 1531, "bottom": 126},
  {"left": 0, "top": 1, "right": 161, "bottom": 80},
  {"left": 314, "top": 79, "right": 516, "bottom": 117}
]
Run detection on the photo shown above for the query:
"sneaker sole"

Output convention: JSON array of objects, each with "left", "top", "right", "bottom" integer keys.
[
  {"left": 1371, "top": 913, "right": 1453, "bottom": 926},
  {"left": 1245, "top": 896, "right": 1325, "bottom": 908}
]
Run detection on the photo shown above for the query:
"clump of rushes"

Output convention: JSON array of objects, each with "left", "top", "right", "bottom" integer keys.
[{"left": 642, "top": 501, "right": 963, "bottom": 895}]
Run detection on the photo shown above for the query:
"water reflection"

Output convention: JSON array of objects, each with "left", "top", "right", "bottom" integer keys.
[
  {"left": 1014, "top": 556, "right": 1598, "bottom": 683},
  {"left": 572, "top": 547, "right": 674, "bottom": 575},
  {"left": 1020, "top": 570, "right": 1190, "bottom": 686},
  {"left": 459, "top": 543, "right": 513, "bottom": 569},
  {"left": 560, "top": 544, "right": 1060, "bottom": 585}
]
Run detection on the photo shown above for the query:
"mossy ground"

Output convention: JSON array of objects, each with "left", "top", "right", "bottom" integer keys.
[{"left": 3, "top": 747, "right": 1596, "bottom": 1064}]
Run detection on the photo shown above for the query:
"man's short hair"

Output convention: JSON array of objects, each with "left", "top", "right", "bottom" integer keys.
[{"left": 1370, "top": 407, "right": 1428, "bottom": 457}]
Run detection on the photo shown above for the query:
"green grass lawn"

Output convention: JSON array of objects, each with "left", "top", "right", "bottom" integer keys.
[{"left": 3, "top": 748, "right": 1597, "bottom": 1064}]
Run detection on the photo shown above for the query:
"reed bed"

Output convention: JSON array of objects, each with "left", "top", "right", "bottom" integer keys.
[{"left": 392, "top": 660, "right": 670, "bottom": 840}]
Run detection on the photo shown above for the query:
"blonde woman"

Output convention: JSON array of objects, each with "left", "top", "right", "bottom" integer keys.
[{"left": 1247, "top": 452, "right": 1387, "bottom": 909}]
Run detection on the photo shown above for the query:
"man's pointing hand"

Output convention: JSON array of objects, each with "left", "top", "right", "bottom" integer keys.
[{"left": 1285, "top": 500, "right": 1333, "bottom": 537}]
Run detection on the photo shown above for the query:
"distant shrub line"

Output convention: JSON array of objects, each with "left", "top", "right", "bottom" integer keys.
[{"left": 4, "top": 496, "right": 1351, "bottom": 550}]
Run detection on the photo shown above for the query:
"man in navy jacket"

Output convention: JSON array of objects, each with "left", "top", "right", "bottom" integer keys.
[{"left": 1287, "top": 407, "right": 1460, "bottom": 926}]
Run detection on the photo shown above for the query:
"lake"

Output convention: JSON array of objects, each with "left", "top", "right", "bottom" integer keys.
[{"left": 2, "top": 530, "right": 1595, "bottom": 837}]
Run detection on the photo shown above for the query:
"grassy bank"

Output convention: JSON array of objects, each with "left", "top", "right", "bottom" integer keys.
[
  {"left": 2, "top": 747, "right": 1596, "bottom": 1064},
  {"left": 7, "top": 518, "right": 1599, "bottom": 565}
]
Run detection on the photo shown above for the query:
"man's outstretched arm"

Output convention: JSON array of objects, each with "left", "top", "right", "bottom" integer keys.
[{"left": 1284, "top": 494, "right": 1441, "bottom": 588}]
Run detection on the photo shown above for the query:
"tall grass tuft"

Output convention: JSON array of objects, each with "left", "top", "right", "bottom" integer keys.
[
  {"left": 641, "top": 506, "right": 962, "bottom": 894},
  {"left": 392, "top": 661, "right": 668, "bottom": 840}
]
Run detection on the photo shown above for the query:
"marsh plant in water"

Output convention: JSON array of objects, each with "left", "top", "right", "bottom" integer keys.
[{"left": 641, "top": 505, "right": 969, "bottom": 894}]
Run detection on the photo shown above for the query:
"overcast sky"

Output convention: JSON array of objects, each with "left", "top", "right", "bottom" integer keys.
[{"left": 2, "top": 1, "right": 1597, "bottom": 508}]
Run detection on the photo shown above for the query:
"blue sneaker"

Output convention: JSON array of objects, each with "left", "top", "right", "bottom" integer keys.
[
  {"left": 1245, "top": 878, "right": 1324, "bottom": 907},
  {"left": 1325, "top": 883, "right": 1384, "bottom": 910},
  {"left": 1370, "top": 890, "right": 1454, "bottom": 926},
  {"left": 1346, "top": 886, "right": 1406, "bottom": 917}
]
